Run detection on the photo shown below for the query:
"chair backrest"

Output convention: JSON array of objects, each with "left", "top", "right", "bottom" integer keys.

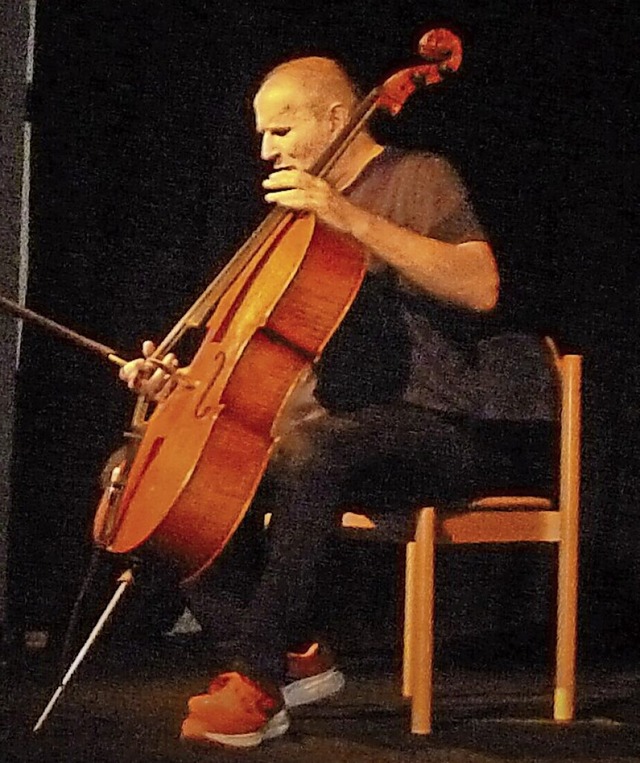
[
  {"left": 544, "top": 337, "right": 582, "bottom": 513},
  {"left": 553, "top": 347, "right": 581, "bottom": 581}
]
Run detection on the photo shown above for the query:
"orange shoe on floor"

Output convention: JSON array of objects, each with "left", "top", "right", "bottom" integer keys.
[
  {"left": 180, "top": 671, "right": 289, "bottom": 749},
  {"left": 283, "top": 642, "right": 346, "bottom": 707}
]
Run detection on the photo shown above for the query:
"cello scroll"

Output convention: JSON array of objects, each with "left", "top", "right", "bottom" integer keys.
[{"left": 375, "top": 28, "right": 463, "bottom": 116}]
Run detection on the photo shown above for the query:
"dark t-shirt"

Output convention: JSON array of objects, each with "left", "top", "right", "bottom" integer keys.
[{"left": 314, "top": 148, "right": 555, "bottom": 421}]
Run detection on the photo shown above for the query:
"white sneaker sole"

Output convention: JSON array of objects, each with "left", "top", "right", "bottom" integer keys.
[
  {"left": 200, "top": 708, "right": 290, "bottom": 748},
  {"left": 282, "top": 668, "right": 346, "bottom": 708}
]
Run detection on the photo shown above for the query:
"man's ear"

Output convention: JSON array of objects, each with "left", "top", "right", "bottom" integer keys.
[{"left": 328, "top": 102, "right": 350, "bottom": 135}]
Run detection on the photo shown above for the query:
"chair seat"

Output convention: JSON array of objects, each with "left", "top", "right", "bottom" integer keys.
[
  {"left": 469, "top": 495, "right": 553, "bottom": 510},
  {"left": 341, "top": 495, "right": 555, "bottom": 541}
]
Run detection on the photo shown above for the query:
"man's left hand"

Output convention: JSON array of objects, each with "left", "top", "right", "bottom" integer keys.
[{"left": 263, "top": 170, "right": 350, "bottom": 232}]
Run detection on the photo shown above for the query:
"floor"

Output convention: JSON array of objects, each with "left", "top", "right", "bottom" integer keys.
[{"left": 2, "top": 629, "right": 640, "bottom": 763}]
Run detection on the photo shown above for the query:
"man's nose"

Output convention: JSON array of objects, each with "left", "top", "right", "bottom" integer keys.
[{"left": 260, "top": 134, "right": 278, "bottom": 162}]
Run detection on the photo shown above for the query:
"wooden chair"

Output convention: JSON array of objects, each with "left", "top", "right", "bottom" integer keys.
[{"left": 341, "top": 345, "right": 581, "bottom": 733}]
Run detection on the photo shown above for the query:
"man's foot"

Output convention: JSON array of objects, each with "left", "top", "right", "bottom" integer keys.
[
  {"left": 282, "top": 642, "right": 346, "bottom": 707},
  {"left": 180, "top": 671, "right": 289, "bottom": 749}
]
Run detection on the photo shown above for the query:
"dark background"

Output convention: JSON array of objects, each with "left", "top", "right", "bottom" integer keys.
[{"left": 5, "top": 1, "right": 639, "bottom": 655}]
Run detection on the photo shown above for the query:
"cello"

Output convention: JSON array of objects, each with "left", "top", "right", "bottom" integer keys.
[{"left": 91, "top": 27, "right": 463, "bottom": 582}]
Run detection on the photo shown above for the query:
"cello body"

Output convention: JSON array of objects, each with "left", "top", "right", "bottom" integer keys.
[{"left": 96, "top": 213, "right": 365, "bottom": 579}]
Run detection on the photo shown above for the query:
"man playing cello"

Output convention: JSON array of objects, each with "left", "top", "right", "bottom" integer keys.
[{"left": 121, "top": 54, "right": 553, "bottom": 748}]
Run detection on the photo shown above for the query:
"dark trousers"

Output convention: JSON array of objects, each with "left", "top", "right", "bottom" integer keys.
[{"left": 190, "top": 402, "right": 552, "bottom": 683}]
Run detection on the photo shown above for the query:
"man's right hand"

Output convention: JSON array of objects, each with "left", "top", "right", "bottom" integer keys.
[{"left": 119, "top": 340, "right": 180, "bottom": 401}]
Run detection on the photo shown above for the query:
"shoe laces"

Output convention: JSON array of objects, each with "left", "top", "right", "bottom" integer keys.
[{"left": 206, "top": 671, "right": 279, "bottom": 714}]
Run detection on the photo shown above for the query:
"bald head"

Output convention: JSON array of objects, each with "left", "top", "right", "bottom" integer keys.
[{"left": 256, "top": 57, "right": 360, "bottom": 118}]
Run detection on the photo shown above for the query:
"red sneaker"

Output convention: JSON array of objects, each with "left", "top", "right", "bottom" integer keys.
[
  {"left": 180, "top": 671, "right": 289, "bottom": 749},
  {"left": 283, "top": 642, "right": 346, "bottom": 707}
]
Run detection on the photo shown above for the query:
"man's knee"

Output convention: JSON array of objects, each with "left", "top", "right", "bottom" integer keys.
[{"left": 270, "top": 414, "right": 348, "bottom": 478}]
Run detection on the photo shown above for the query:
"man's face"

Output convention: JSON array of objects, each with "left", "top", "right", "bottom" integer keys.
[{"left": 253, "top": 76, "right": 335, "bottom": 172}]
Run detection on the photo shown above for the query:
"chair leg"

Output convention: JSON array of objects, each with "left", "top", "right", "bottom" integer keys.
[
  {"left": 410, "top": 507, "right": 436, "bottom": 734},
  {"left": 403, "top": 541, "right": 416, "bottom": 698},
  {"left": 554, "top": 353, "right": 580, "bottom": 722},
  {"left": 554, "top": 526, "right": 579, "bottom": 720}
]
